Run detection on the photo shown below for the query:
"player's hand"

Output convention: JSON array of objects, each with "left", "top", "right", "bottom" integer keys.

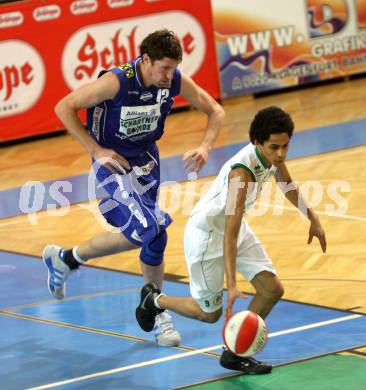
[
  {"left": 183, "top": 145, "right": 210, "bottom": 173},
  {"left": 308, "top": 217, "right": 327, "bottom": 253},
  {"left": 92, "top": 147, "right": 131, "bottom": 174},
  {"left": 225, "top": 286, "right": 247, "bottom": 321}
]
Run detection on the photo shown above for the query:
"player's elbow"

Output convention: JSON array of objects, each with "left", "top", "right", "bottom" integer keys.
[
  {"left": 55, "top": 95, "right": 78, "bottom": 120},
  {"left": 213, "top": 102, "right": 225, "bottom": 123},
  {"left": 55, "top": 97, "right": 69, "bottom": 120},
  {"left": 54, "top": 99, "right": 62, "bottom": 118}
]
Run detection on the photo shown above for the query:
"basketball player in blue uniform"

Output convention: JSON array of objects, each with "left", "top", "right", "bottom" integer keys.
[
  {"left": 136, "top": 107, "right": 326, "bottom": 371},
  {"left": 43, "top": 30, "right": 225, "bottom": 347}
]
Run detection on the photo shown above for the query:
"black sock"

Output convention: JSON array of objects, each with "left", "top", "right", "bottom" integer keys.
[{"left": 63, "top": 249, "right": 80, "bottom": 270}]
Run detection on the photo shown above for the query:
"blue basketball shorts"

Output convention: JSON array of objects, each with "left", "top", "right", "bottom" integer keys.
[{"left": 93, "top": 146, "right": 172, "bottom": 246}]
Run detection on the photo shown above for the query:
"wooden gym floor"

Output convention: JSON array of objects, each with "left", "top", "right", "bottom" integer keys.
[{"left": 0, "top": 76, "right": 365, "bottom": 325}]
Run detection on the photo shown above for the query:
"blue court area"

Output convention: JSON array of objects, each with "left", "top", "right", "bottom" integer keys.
[{"left": 0, "top": 250, "right": 365, "bottom": 389}]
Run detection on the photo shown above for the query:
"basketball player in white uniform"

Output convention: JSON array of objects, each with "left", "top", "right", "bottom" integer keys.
[{"left": 135, "top": 106, "right": 327, "bottom": 373}]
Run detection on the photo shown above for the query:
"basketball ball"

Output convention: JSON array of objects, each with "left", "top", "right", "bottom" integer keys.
[{"left": 223, "top": 310, "right": 268, "bottom": 357}]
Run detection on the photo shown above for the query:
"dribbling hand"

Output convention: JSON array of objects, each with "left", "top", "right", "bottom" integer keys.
[{"left": 225, "top": 286, "right": 247, "bottom": 321}]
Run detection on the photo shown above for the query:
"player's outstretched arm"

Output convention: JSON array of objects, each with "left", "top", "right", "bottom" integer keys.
[
  {"left": 55, "top": 72, "right": 130, "bottom": 172},
  {"left": 180, "top": 73, "right": 225, "bottom": 172},
  {"left": 275, "top": 162, "right": 327, "bottom": 252},
  {"left": 224, "top": 168, "right": 251, "bottom": 320}
]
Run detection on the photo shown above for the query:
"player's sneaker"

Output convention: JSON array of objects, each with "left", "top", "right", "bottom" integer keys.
[
  {"left": 135, "top": 283, "right": 164, "bottom": 332},
  {"left": 154, "top": 311, "right": 181, "bottom": 347},
  {"left": 43, "top": 245, "right": 71, "bottom": 300},
  {"left": 220, "top": 350, "right": 272, "bottom": 374}
]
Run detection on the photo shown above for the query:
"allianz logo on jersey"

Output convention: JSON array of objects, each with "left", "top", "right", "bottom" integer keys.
[
  {"left": 119, "top": 104, "right": 160, "bottom": 136},
  {"left": 140, "top": 91, "right": 153, "bottom": 101}
]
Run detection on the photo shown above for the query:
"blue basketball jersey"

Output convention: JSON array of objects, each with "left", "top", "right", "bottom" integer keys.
[{"left": 87, "top": 57, "right": 181, "bottom": 159}]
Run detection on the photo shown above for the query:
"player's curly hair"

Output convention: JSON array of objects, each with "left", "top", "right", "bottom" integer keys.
[
  {"left": 249, "top": 106, "right": 294, "bottom": 144},
  {"left": 140, "top": 29, "right": 182, "bottom": 62}
]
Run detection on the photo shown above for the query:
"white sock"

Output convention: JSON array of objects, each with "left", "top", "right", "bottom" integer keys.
[
  {"left": 73, "top": 246, "right": 85, "bottom": 264},
  {"left": 154, "top": 293, "right": 165, "bottom": 309}
]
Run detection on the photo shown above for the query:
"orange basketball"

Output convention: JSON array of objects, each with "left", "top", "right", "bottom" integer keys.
[{"left": 223, "top": 310, "right": 268, "bottom": 357}]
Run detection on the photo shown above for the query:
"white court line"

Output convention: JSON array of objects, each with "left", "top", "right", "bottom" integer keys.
[
  {"left": 255, "top": 202, "right": 366, "bottom": 222},
  {"left": 27, "top": 313, "right": 363, "bottom": 390},
  {"left": 168, "top": 189, "right": 366, "bottom": 223},
  {"left": 0, "top": 202, "right": 99, "bottom": 227},
  {"left": 1, "top": 185, "right": 365, "bottom": 229},
  {"left": 1, "top": 145, "right": 365, "bottom": 229},
  {"left": 267, "top": 313, "right": 362, "bottom": 337}
]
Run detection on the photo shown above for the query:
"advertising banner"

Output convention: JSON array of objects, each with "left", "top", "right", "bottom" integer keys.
[
  {"left": 0, "top": 0, "right": 219, "bottom": 142},
  {"left": 212, "top": 0, "right": 366, "bottom": 98}
]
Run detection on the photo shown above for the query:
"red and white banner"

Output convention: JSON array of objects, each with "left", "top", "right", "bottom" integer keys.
[{"left": 0, "top": 0, "right": 219, "bottom": 142}]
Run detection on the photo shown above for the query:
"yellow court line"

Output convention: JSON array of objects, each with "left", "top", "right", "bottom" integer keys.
[
  {"left": 0, "top": 310, "right": 146, "bottom": 343},
  {"left": 3, "top": 287, "right": 139, "bottom": 311},
  {"left": 0, "top": 310, "right": 221, "bottom": 357}
]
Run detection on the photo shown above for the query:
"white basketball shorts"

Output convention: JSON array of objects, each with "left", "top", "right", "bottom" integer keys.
[{"left": 184, "top": 218, "right": 276, "bottom": 313}]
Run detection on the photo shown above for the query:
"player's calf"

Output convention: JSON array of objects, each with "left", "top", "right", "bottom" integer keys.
[{"left": 197, "top": 308, "right": 222, "bottom": 323}]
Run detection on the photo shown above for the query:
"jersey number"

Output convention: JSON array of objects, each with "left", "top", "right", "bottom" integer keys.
[{"left": 157, "top": 89, "right": 169, "bottom": 105}]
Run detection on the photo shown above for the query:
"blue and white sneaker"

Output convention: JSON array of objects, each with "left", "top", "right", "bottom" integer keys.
[
  {"left": 43, "top": 245, "right": 71, "bottom": 300},
  {"left": 154, "top": 311, "right": 181, "bottom": 347}
]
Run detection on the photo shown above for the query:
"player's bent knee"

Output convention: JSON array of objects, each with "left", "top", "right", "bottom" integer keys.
[
  {"left": 199, "top": 308, "right": 222, "bottom": 323},
  {"left": 275, "top": 284, "right": 285, "bottom": 299},
  {"left": 270, "top": 279, "right": 285, "bottom": 301},
  {"left": 140, "top": 230, "right": 167, "bottom": 266},
  {"left": 254, "top": 273, "right": 284, "bottom": 302},
  {"left": 265, "top": 283, "right": 284, "bottom": 302}
]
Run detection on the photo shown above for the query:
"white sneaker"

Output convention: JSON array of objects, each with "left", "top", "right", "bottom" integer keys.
[
  {"left": 154, "top": 311, "right": 181, "bottom": 347},
  {"left": 43, "top": 245, "right": 71, "bottom": 300}
]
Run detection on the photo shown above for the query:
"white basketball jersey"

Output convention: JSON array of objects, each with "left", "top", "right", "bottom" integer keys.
[{"left": 190, "top": 143, "right": 277, "bottom": 232}]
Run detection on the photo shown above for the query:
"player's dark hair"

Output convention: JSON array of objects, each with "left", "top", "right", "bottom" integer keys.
[
  {"left": 140, "top": 29, "right": 182, "bottom": 62},
  {"left": 249, "top": 106, "right": 294, "bottom": 144}
]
